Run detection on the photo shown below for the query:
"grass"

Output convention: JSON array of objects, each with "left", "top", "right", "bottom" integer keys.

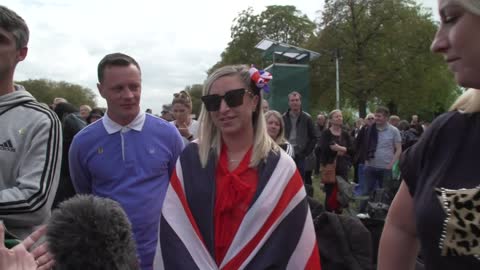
[{"left": 311, "top": 173, "right": 325, "bottom": 203}]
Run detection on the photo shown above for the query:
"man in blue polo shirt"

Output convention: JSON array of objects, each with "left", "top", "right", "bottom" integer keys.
[{"left": 69, "top": 53, "right": 183, "bottom": 270}]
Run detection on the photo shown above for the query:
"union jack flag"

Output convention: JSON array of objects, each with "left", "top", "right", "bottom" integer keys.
[{"left": 153, "top": 144, "right": 321, "bottom": 269}]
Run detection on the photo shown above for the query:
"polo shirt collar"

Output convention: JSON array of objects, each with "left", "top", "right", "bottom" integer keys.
[{"left": 102, "top": 111, "right": 146, "bottom": 134}]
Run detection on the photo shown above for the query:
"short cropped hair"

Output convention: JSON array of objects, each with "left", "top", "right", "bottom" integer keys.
[
  {"left": 80, "top": 104, "right": 92, "bottom": 112},
  {"left": 389, "top": 115, "right": 400, "bottom": 121},
  {"left": 47, "top": 195, "right": 139, "bottom": 270},
  {"left": 0, "top": 5, "right": 29, "bottom": 49},
  {"left": 375, "top": 106, "right": 390, "bottom": 117},
  {"left": 288, "top": 91, "right": 302, "bottom": 100},
  {"left": 97, "top": 53, "right": 141, "bottom": 83}
]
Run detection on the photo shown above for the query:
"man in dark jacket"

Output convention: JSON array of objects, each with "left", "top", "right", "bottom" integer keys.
[
  {"left": 283, "top": 91, "right": 316, "bottom": 181},
  {"left": 53, "top": 102, "right": 86, "bottom": 209}
]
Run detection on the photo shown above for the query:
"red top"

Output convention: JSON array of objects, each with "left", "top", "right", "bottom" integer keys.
[{"left": 214, "top": 144, "right": 258, "bottom": 265}]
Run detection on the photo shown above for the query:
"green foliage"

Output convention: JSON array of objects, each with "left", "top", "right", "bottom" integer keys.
[
  {"left": 258, "top": 5, "right": 316, "bottom": 46},
  {"left": 307, "top": 0, "right": 458, "bottom": 117},
  {"left": 208, "top": 5, "right": 316, "bottom": 75},
  {"left": 16, "top": 79, "right": 97, "bottom": 108}
]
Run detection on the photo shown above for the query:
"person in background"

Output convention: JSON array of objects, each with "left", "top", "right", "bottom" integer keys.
[
  {"left": 262, "top": 99, "right": 269, "bottom": 113},
  {"left": 53, "top": 102, "right": 86, "bottom": 209},
  {"left": 319, "top": 109, "right": 354, "bottom": 213},
  {"left": 155, "top": 65, "right": 320, "bottom": 269},
  {"left": 398, "top": 120, "right": 418, "bottom": 151},
  {"left": 358, "top": 107, "right": 401, "bottom": 215},
  {"left": 283, "top": 91, "right": 317, "bottom": 182},
  {"left": 379, "top": 1, "right": 480, "bottom": 269},
  {"left": 69, "top": 53, "right": 183, "bottom": 270},
  {"left": 389, "top": 115, "right": 400, "bottom": 128},
  {"left": 350, "top": 117, "right": 364, "bottom": 183},
  {"left": 160, "top": 104, "right": 175, "bottom": 121},
  {"left": 171, "top": 90, "right": 199, "bottom": 145},
  {"left": 353, "top": 113, "right": 375, "bottom": 195},
  {"left": 79, "top": 104, "right": 92, "bottom": 121},
  {"left": 265, "top": 110, "right": 294, "bottom": 157},
  {"left": 145, "top": 108, "right": 152, "bottom": 114},
  {"left": 52, "top": 97, "right": 67, "bottom": 110},
  {"left": 410, "top": 114, "right": 424, "bottom": 137},
  {"left": 314, "top": 113, "right": 328, "bottom": 176},
  {"left": 86, "top": 108, "right": 105, "bottom": 124},
  {"left": 351, "top": 117, "right": 364, "bottom": 139}
]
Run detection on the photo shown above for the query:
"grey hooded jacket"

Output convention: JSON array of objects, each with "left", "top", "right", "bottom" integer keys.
[{"left": 0, "top": 85, "right": 61, "bottom": 239}]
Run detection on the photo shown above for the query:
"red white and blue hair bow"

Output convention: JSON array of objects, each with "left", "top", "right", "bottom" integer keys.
[{"left": 249, "top": 65, "right": 272, "bottom": 93}]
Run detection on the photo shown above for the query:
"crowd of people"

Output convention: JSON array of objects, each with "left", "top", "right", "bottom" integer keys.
[{"left": 1, "top": 0, "right": 480, "bottom": 269}]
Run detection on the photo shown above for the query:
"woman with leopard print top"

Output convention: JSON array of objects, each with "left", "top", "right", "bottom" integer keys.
[{"left": 378, "top": 1, "right": 480, "bottom": 269}]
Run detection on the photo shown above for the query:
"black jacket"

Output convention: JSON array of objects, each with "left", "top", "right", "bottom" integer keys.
[
  {"left": 354, "top": 124, "right": 378, "bottom": 164},
  {"left": 283, "top": 110, "right": 316, "bottom": 160},
  {"left": 315, "top": 212, "right": 373, "bottom": 270}
]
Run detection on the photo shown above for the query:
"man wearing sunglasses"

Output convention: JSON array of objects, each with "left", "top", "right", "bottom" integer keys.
[
  {"left": 69, "top": 53, "right": 183, "bottom": 270},
  {"left": 283, "top": 91, "right": 317, "bottom": 183}
]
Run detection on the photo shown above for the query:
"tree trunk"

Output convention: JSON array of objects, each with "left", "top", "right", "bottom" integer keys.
[
  {"left": 358, "top": 99, "right": 367, "bottom": 118},
  {"left": 387, "top": 100, "right": 398, "bottom": 115}
]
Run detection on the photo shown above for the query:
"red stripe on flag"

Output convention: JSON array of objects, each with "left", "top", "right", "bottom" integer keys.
[
  {"left": 169, "top": 169, "right": 206, "bottom": 246},
  {"left": 221, "top": 170, "right": 304, "bottom": 269},
  {"left": 305, "top": 240, "right": 321, "bottom": 270}
]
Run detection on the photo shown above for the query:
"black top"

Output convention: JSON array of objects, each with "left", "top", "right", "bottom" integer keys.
[
  {"left": 283, "top": 110, "right": 317, "bottom": 159},
  {"left": 400, "top": 111, "right": 480, "bottom": 270},
  {"left": 319, "top": 128, "right": 354, "bottom": 180}
]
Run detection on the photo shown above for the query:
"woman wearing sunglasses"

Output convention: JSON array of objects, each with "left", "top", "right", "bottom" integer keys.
[
  {"left": 154, "top": 65, "right": 321, "bottom": 269},
  {"left": 379, "top": 0, "right": 480, "bottom": 269}
]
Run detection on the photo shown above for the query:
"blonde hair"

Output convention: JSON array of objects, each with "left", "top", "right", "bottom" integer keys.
[
  {"left": 450, "top": 88, "right": 480, "bottom": 113},
  {"left": 389, "top": 115, "right": 400, "bottom": 121},
  {"left": 197, "top": 65, "right": 278, "bottom": 168},
  {"left": 80, "top": 104, "right": 92, "bottom": 112},
  {"left": 327, "top": 109, "right": 342, "bottom": 128},
  {"left": 328, "top": 109, "right": 342, "bottom": 120},
  {"left": 172, "top": 90, "right": 192, "bottom": 109},
  {"left": 265, "top": 110, "right": 288, "bottom": 145}
]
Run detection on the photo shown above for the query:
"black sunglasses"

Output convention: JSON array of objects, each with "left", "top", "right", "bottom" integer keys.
[{"left": 201, "top": 88, "right": 252, "bottom": 112}]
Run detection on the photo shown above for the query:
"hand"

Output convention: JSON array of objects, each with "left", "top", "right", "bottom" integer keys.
[
  {"left": 330, "top": 143, "right": 344, "bottom": 153},
  {"left": 0, "top": 222, "right": 36, "bottom": 270},
  {"left": 176, "top": 123, "right": 191, "bottom": 138},
  {"left": 27, "top": 227, "right": 55, "bottom": 270},
  {"left": 329, "top": 143, "right": 340, "bottom": 152}
]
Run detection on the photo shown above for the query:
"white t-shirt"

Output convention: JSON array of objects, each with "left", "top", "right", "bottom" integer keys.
[{"left": 171, "top": 119, "right": 199, "bottom": 146}]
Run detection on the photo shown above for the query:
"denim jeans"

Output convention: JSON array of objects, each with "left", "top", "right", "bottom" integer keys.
[
  {"left": 354, "top": 163, "right": 365, "bottom": 196},
  {"left": 294, "top": 157, "right": 306, "bottom": 182},
  {"left": 359, "top": 166, "right": 392, "bottom": 213}
]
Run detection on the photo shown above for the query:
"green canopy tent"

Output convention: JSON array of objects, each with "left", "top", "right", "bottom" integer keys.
[{"left": 255, "top": 38, "right": 320, "bottom": 113}]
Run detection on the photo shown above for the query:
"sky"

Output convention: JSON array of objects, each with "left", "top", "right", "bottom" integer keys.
[{"left": 4, "top": 0, "right": 438, "bottom": 112}]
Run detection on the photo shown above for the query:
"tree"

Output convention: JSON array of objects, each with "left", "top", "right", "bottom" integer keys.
[
  {"left": 208, "top": 5, "right": 316, "bottom": 74},
  {"left": 258, "top": 5, "right": 316, "bottom": 45},
  {"left": 17, "top": 79, "right": 97, "bottom": 108},
  {"left": 307, "top": 0, "right": 458, "bottom": 118}
]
